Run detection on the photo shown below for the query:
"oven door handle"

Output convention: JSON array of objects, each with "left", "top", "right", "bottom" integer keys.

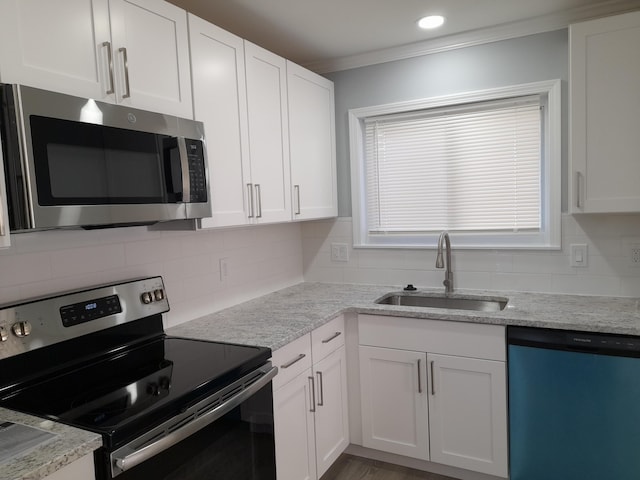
[{"left": 113, "top": 365, "right": 277, "bottom": 474}]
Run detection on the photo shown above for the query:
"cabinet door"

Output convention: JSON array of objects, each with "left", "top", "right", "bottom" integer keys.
[
  {"left": 570, "top": 11, "right": 640, "bottom": 213},
  {"left": 359, "top": 345, "right": 429, "bottom": 460},
  {"left": 189, "top": 15, "right": 251, "bottom": 228},
  {"left": 274, "top": 370, "right": 317, "bottom": 480},
  {"left": 427, "top": 353, "right": 508, "bottom": 477},
  {"left": 287, "top": 61, "right": 337, "bottom": 220},
  {"left": 108, "top": 0, "right": 192, "bottom": 118},
  {"left": 244, "top": 41, "right": 292, "bottom": 223},
  {"left": 0, "top": 0, "right": 111, "bottom": 100},
  {"left": 313, "top": 346, "right": 349, "bottom": 477},
  {"left": 42, "top": 453, "right": 95, "bottom": 480}
]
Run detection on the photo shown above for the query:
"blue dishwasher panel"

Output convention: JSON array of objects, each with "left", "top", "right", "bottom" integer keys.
[{"left": 509, "top": 344, "right": 640, "bottom": 480}]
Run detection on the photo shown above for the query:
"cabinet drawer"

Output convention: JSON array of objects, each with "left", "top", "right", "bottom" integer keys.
[
  {"left": 359, "top": 314, "right": 505, "bottom": 361},
  {"left": 272, "top": 333, "right": 312, "bottom": 390},
  {"left": 312, "top": 315, "right": 345, "bottom": 362}
]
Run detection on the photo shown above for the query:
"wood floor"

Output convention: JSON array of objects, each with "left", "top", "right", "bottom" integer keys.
[{"left": 320, "top": 454, "right": 458, "bottom": 480}]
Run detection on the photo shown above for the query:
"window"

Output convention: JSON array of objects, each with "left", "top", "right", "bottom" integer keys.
[{"left": 349, "top": 80, "right": 561, "bottom": 249}]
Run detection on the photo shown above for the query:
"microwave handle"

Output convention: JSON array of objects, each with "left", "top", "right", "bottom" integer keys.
[{"left": 177, "top": 138, "right": 190, "bottom": 203}]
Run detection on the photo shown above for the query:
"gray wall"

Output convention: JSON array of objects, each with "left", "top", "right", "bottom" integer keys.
[{"left": 326, "top": 29, "right": 569, "bottom": 217}]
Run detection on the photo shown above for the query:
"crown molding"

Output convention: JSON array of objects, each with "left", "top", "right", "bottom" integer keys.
[{"left": 306, "top": 0, "right": 640, "bottom": 74}]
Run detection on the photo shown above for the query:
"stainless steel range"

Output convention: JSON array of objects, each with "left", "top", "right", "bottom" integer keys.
[{"left": 0, "top": 277, "right": 277, "bottom": 479}]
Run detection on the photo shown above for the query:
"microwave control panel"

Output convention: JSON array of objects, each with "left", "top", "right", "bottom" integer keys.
[{"left": 186, "top": 139, "right": 207, "bottom": 203}]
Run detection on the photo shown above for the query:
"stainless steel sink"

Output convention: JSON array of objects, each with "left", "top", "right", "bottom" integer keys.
[{"left": 375, "top": 293, "right": 508, "bottom": 312}]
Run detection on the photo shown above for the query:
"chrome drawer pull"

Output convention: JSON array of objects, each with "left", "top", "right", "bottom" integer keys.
[
  {"left": 280, "top": 353, "right": 306, "bottom": 369},
  {"left": 309, "top": 376, "right": 316, "bottom": 412},
  {"left": 321, "top": 331, "right": 341, "bottom": 344},
  {"left": 316, "top": 371, "right": 324, "bottom": 406},
  {"left": 430, "top": 360, "right": 436, "bottom": 395}
]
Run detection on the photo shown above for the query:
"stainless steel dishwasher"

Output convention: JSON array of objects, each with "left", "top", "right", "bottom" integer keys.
[{"left": 508, "top": 326, "right": 640, "bottom": 480}]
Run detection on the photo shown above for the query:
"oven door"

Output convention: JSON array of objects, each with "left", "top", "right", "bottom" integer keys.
[{"left": 99, "top": 364, "right": 277, "bottom": 480}]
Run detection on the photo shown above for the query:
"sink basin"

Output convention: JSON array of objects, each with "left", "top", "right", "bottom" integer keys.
[{"left": 376, "top": 293, "right": 508, "bottom": 312}]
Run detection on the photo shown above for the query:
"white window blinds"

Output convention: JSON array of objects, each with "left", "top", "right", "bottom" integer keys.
[{"left": 364, "top": 97, "right": 542, "bottom": 235}]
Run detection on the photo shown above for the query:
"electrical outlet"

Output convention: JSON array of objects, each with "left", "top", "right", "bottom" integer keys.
[
  {"left": 330, "top": 243, "right": 349, "bottom": 262},
  {"left": 631, "top": 244, "right": 640, "bottom": 267}
]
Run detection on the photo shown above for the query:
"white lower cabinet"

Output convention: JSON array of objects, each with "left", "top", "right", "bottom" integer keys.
[
  {"left": 273, "top": 316, "right": 348, "bottom": 480},
  {"left": 427, "top": 353, "right": 508, "bottom": 477},
  {"left": 42, "top": 453, "right": 95, "bottom": 480},
  {"left": 358, "top": 314, "right": 508, "bottom": 478},
  {"left": 359, "top": 346, "right": 429, "bottom": 460},
  {"left": 274, "top": 366, "right": 317, "bottom": 480}
]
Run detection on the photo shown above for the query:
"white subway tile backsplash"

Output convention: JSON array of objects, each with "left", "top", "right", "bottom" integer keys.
[
  {"left": 51, "top": 243, "right": 126, "bottom": 277},
  {"left": 0, "top": 251, "right": 52, "bottom": 288},
  {"left": 301, "top": 216, "right": 640, "bottom": 297},
  {"left": 492, "top": 272, "right": 555, "bottom": 293},
  {"left": 1, "top": 223, "right": 304, "bottom": 327}
]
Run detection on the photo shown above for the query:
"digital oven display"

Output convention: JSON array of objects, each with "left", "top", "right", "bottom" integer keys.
[{"left": 60, "top": 295, "right": 122, "bottom": 327}]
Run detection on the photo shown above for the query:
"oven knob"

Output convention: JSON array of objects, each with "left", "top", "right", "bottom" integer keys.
[
  {"left": 141, "top": 292, "right": 153, "bottom": 304},
  {"left": 153, "top": 289, "right": 164, "bottom": 301},
  {"left": 0, "top": 326, "right": 8, "bottom": 342},
  {"left": 12, "top": 321, "right": 32, "bottom": 338}
]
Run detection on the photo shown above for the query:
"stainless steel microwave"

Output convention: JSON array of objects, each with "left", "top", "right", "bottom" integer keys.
[{"left": 0, "top": 84, "right": 211, "bottom": 231}]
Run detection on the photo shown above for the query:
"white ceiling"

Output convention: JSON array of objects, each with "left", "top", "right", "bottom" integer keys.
[{"left": 169, "top": 0, "right": 640, "bottom": 71}]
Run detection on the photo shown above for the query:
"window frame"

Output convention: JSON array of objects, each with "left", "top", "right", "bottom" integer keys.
[{"left": 348, "top": 79, "right": 562, "bottom": 250}]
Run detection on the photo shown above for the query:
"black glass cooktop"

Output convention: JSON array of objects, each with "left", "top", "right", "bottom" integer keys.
[{"left": 0, "top": 336, "right": 270, "bottom": 448}]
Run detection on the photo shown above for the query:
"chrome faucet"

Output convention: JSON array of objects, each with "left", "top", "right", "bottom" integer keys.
[{"left": 435, "top": 232, "right": 454, "bottom": 293}]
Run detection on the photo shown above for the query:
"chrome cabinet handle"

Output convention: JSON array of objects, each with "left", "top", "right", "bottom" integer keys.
[
  {"left": 280, "top": 353, "right": 305, "bottom": 369},
  {"left": 255, "top": 184, "right": 262, "bottom": 218},
  {"left": 102, "top": 41, "right": 115, "bottom": 95},
  {"left": 321, "top": 331, "right": 341, "bottom": 344},
  {"left": 308, "top": 376, "right": 316, "bottom": 412},
  {"left": 119, "top": 47, "right": 131, "bottom": 99},
  {"left": 417, "top": 359, "right": 422, "bottom": 394},
  {"left": 294, "top": 184, "right": 301, "bottom": 215},
  {"left": 247, "top": 184, "right": 254, "bottom": 218},
  {"left": 576, "top": 171, "right": 583, "bottom": 209},
  {"left": 430, "top": 360, "right": 436, "bottom": 395},
  {"left": 316, "top": 371, "right": 324, "bottom": 406}
]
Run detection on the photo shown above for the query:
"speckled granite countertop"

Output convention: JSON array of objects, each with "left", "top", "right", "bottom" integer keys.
[
  {"left": 0, "top": 408, "right": 100, "bottom": 480},
  {"left": 5, "top": 282, "right": 639, "bottom": 480},
  {"left": 168, "top": 282, "right": 640, "bottom": 350}
]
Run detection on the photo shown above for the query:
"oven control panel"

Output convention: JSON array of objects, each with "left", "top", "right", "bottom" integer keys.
[
  {"left": 60, "top": 294, "right": 123, "bottom": 327},
  {"left": 0, "top": 276, "right": 169, "bottom": 358}
]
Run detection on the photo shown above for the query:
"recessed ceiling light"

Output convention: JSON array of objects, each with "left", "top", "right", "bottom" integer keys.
[{"left": 418, "top": 15, "right": 445, "bottom": 30}]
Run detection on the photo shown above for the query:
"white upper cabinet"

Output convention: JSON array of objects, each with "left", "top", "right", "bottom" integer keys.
[
  {"left": 0, "top": 0, "right": 109, "bottom": 99},
  {"left": 244, "top": 41, "right": 292, "bottom": 224},
  {"left": 0, "top": 0, "right": 192, "bottom": 118},
  {"left": 287, "top": 62, "right": 337, "bottom": 220},
  {"left": 570, "top": 10, "right": 640, "bottom": 213},
  {"left": 189, "top": 16, "right": 251, "bottom": 228},
  {"left": 107, "top": 0, "right": 192, "bottom": 118}
]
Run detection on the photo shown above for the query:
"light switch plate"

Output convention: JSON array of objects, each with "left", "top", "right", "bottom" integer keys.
[{"left": 570, "top": 244, "right": 588, "bottom": 267}]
